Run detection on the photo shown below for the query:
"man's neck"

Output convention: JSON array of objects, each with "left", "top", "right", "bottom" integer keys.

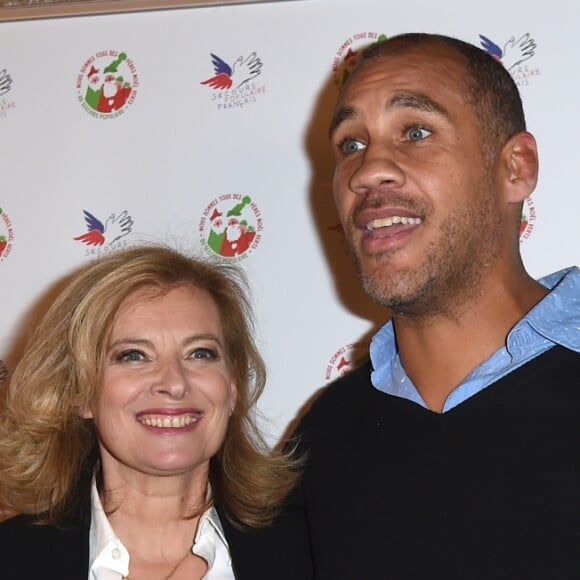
[{"left": 393, "top": 274, "right": 548, "bottom": 413}]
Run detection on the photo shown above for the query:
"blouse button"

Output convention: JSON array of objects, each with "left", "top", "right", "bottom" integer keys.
[{"left": 112, "top": 548, "right": 122, "bottom": 560}]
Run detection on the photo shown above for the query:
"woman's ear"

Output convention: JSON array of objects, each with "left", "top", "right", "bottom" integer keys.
[
  {"left": 229, "top": 381, "right": 238, "bottom": 416},
  {"left": 499, "top": 131, "right": 539, "bottom": 203},
  {"left": 80, "top": 405, "right": 93, "bottom": 419}
]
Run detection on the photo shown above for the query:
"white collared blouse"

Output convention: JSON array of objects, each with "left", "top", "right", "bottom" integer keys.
[{"left": 88, "top": 481, "right": 234, "bottom": 580}]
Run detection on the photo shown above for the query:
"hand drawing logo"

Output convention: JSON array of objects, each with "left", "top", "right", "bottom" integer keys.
[
  {"left": 325, "top": 342, "right": 368, "bottom": 382},
  {"left": 76, "top": 50, "right": 139, "bottom": 119},
  {"left": 0, "top": 206, "right": 14, "bottom": 262},
  {"left": 73, "top": 209, "right": 134, "bottom": 256},
  {"left": 200, "top": 52, "right": 266, "bottom": 110},
  {"left": 519, "top": 196, "right": 537, "bottom": 242},
  {"left": 332, "top": 32, "right": 388, "bottom": 88},
  {"left": 0, "top": 360, "right": 7, "bottom": 385},
  {"left": 479, "top": 34, "right": 540, "bottom": 87},
  {"left": 0, "top": 68, "right": 16, "bottom": 120},
  {"left": 199, "top": 194, "right": 263, "bottom": 261},
  {"left": 0, "top": 68, "right": 13, "bottom": 96}
]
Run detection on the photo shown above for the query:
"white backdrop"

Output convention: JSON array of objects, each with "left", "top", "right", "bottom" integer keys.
[{"left": 1, "top": 0, "right": 578, "bottom": 442}]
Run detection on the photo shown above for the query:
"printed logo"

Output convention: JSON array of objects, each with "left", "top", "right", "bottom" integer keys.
[
  {"left": 0, "top": 206, "right": 14, "bottom": 262},
  {"left": 479, "top": 34, "right": 540, "bottom": 87},
  {"left": 519, "top": 196, "right": 536, "bottom": 241},
  {"left": 200, "top": 52, "right": 265, "bottom": 109},
  {"left": 73, "top": 209, "right": 134, "bottom": 256},
  {"left": 325, "top": 342, "right": 368, "bottom": 382},
  {"left": 0, "top": 69, "right": 12, "bottom": 96},
  {"left": 199, "top": 194, "right": 263, "bottom": 261},
  {"left": 0, "top": 360, "right": 7, "bottom": 385},
  {"left": 0, "top": 68, "right": 16, "bottom": 119},
  {"left": 76, "top": 50, "right": 139, "bottom": 118},
  {"left": 332, "top": 32, "right": 388, "bottom": 88}
]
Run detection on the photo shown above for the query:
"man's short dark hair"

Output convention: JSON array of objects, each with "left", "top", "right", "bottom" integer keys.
[{"left": 356, "top": 33, "right": 526, "bottom": 164}]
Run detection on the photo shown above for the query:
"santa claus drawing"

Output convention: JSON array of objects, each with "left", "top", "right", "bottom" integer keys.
[
  {"left": 219, "top": 196, "right": 256, "bottom": 257},
  {"left": 84, "top": 52, "right": 132, "bottom": 114}
]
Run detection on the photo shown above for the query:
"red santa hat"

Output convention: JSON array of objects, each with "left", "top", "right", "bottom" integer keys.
[
  {"left": 87, "top": 65, "right": 99, "bottom": 78},
  {"left": 210, "top": 208, "right": 222, "bottom": 221}
]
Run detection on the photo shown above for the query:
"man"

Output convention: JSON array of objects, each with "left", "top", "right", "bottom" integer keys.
[{"left": 223, "top": 33, "right": 580, "bottom": 579}]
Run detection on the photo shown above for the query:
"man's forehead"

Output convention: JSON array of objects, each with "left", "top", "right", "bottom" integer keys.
[
  {"left": 345, "top": 42, "right": 465, "bottom": 91},
  {"left": 330, "top": 47, "right": 468, "bottom": 135}
]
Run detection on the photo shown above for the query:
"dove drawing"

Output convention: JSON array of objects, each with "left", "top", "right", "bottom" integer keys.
[
  {"left": 479, "top": 34, "right": 536, "bottom": 71},
  {"left": 73, "top": 210, "right": 133, "bottom": 246},
  {"left": 0, "top": 69, "right": 13, "bottom": 97},
  {"left": 200, "top": 52, "right": 263, "bottom": 90}
]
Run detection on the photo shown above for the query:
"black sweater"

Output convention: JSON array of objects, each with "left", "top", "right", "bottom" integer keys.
[{"left": 224, "top": 346, "right": 580, "bottom": 579}]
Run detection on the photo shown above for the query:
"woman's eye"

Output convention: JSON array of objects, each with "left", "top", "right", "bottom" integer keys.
[
  {"left": 339, "top": 138, "right": 366, "bottom": 154},
  {"left": 116, "top": 349, "right": 145, "bottom": 362},
  {"left": 406, "top": 126, "right": 432, "bottom": 142},
  {"left": 190, "top": 347, "right": 219, "bottom": 360}
]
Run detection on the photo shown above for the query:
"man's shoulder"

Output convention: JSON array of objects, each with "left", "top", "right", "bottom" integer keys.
[
  {"left": 305, "top": 359, "right": 375, "bottom": 421},
  {"left": 538, "top": 265, "right": 580, "bottom": 288}
]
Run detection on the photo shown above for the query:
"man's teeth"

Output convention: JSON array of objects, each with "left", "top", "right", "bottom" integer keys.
[
  {"left": 139, "top": 415, "right": 200, "bottom": 428},
  {"left": 367, "top": 216, "right": 422, "bottom": 230}
]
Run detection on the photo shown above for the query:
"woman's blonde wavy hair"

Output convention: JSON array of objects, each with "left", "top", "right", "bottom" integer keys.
[{"left": 0, "top": 245, "right": 298, "bottom": 527}]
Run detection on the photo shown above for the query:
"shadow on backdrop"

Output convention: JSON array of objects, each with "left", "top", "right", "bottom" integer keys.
[
  {"left": 278, "top": 69, "right": 391, "bottom": 445},
  {"left": 1, "top": 264, "right": 89, "bottom": 388}
]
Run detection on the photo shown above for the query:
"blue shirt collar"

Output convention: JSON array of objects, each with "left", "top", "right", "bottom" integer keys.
[
  {"left": 370, "top": 266, "right": 580, "bottom": 377},
  {"left": 515, "top": 266, "right": 580, "bottom": 351}
]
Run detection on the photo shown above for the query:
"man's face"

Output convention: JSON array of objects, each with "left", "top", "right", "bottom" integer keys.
[{"left": 330, "top": 44, "right": 504, "bottom": 316}]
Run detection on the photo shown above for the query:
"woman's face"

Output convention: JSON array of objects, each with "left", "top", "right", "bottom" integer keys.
[{"left": 85, "top": 285, "right": 237, "bottom": 486}]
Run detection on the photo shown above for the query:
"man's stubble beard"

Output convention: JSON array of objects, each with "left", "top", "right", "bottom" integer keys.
[{"left": 351, "top": 178, "right": 503, "bottom": 319}]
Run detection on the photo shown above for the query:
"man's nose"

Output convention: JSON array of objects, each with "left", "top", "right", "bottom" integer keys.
[{"left": 349, "top": 144, "right": 405, "bottom": 196}]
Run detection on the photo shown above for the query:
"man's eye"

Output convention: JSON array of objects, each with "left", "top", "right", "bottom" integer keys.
[
  {"left": 406, "top": 126, "right": 432, "bottom": 142},
  {"left": 116, "top": 349, "right": 145, "bottom": 362},
  {"left": 190, "top": 347, "right": 219, "bottom": 360},
  {"left": 339, "top": 138, "right": 366, "bottom": 154}
]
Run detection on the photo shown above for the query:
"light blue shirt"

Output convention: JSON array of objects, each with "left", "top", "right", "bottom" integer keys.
[{"left": 369, "top": 267, "right": 580, "bottom": 413}]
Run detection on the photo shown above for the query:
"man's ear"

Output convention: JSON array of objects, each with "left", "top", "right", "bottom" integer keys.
[{"left": 499, "top": 131, "right": 539, "bottom": 203}]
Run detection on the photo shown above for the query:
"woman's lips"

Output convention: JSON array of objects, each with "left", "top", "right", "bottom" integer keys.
[{"left": 136, "top": 410, "right": 203, "bottom": 429}]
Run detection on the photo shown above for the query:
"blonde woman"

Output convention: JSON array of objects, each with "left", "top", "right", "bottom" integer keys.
[{"left": 0, "top": 246, "right": 299, "bottom": 579}]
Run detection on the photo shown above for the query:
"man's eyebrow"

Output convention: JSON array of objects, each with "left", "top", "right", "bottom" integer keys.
[
  {"left": 389, "top": 92, "right": 448, "bottom": 116},
  {"left": 329, "top": 106, "right": 357, "bottom": 138},
  {"left": 329, "top": 92, "right": 448, "bottom": 138}
]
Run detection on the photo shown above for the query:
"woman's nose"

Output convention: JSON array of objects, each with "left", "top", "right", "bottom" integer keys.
[{"left": 152, "top": 360, "right": 190, "bottom": 399}]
